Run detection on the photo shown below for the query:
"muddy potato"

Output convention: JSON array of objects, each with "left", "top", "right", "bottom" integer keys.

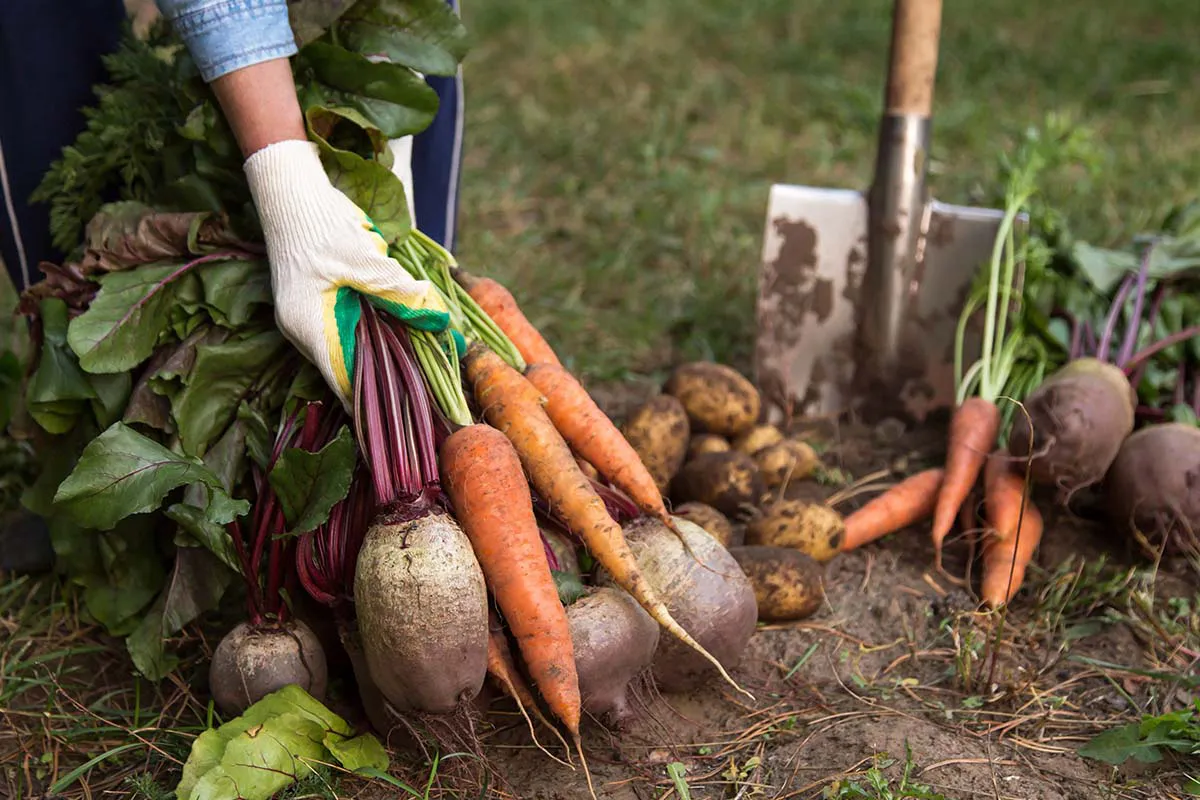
[
  {"left": 671, "top": 450, "right": 765, "bottom": 518},
  {"left": 747, "top": 499, "right": 843, "bottom": 562},
  {"left": 729, "top": 546, "right": 824, "bottom": 622},
  {"left": 673, "top": 502, "right": 737, "bottom": 548},
  {"left": 732, "top": 424, "right": 784, "bottom": 455},
  {"left": 664, "top": 362, "right": 761, "bottom": 437},
  {"left": 620, "top": 395, "right": 691, "bottom": 493},
  {"left": 755, "top": 439, "right": 819, "bottom": 488},
  {"left": 687, "top": 434, "right": 731, "bottom": 461}
]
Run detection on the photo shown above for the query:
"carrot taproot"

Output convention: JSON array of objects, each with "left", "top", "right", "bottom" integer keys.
[
  {"left": 441, "top": 423, "right": 581, "bottom": 738},
  {"left": 841, "top": 468, "right": 945, "bottom": 551},
  {"left": 484, "top": 611, "right": 572, "bottom": 766},
  {"left": 980, "top": 455, "right": 1044, "bottom": 607},
  {"left": 455, "top": 271, "right": 562, "bottom": 367},
  {"left": 931, "top": 397, "right": 1001, "bottom": 568},
  {"left": 463, "top": 344, "right": 750, "bottom": 700},
  {"left": 525, "top": 362, "right": 675, "bottom": 530}
]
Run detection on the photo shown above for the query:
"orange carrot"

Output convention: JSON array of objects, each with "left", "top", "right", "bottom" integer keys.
[
  {"left": 485, "top": 612, "right": 572, "bottom": 765},
  {"left": 980, "top": 455, "right": 1043, "bottom": 607},
  {"left": 841, "top": 468, "right": 945, "bottom": 551},
  {"left": 456, "top": 271, "right": 562, "bottom": 367},
  {"left": 463, "top": 344, "right": 749, "bottom": 699},
  {"left": 441, "top": 424, "right": 581, "bottom": 738},
  {"left": 526, "top": 362, "right": 675, "bottom": 529},
  {"left": 931, "top": 397, "right": 1001, "bottom": 568}
]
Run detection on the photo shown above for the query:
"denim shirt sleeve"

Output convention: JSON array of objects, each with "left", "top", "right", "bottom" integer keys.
[{"left": 156, "top": 0, "right": 297, "bottom": 83}]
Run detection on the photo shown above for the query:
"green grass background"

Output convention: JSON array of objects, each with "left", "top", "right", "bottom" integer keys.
[{"left": 454, "top": 0, "right": 1200, "bottom": 383}]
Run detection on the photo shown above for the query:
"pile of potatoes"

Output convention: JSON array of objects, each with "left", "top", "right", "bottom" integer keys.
[{"left": 622, "top": 361, "right": 847, "bottom": 623}]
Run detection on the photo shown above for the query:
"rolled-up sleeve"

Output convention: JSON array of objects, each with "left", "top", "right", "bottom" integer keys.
[{"left": 156, "top": 0, "right": 297, "bottom": 83}]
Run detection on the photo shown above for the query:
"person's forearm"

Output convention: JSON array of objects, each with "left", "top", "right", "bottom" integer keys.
[
  {"left": 156, "top": 0, "right": 303, "bottom": 156},
  {"left": 211, "top": 59, "right": 306, "bottom": 158}
]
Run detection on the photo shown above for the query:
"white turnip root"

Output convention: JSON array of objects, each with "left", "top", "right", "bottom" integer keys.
[
  {"left": 599, "top": 516, "right": 757, "bottom": 693},
  {"left": 567, "top": 587, "right": 659, "bottom": 728},
  {"left": 354, "top": 512, "right": 490, "bottom": 714},
  {"left": 1006, "top": 358, "right": 1136, "bottom": 495},
  {"left": 1104, "top": 422, "right": 1200, "bottom": 555},
  {"left": 209, "top": 620, "right": 328, "bottom": 717}
]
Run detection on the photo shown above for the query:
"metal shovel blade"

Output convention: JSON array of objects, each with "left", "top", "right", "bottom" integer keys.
[{"left": 754, "top": 184, "right": 1008, "bottom": 423}]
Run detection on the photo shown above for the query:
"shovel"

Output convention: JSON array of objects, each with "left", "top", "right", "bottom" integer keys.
[{"left": 754, "top": 0, "right": 1010, "bottom": 424}]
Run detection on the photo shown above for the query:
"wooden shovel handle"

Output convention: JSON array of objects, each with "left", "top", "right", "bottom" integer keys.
[{"left": 885, "top": 0, "right": 943, "bottom": 116}]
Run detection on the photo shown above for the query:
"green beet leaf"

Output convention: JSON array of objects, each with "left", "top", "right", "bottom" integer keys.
[
  {"left": 127, "top": 545, "right": 233, "bottom": 680},
  {"left": 197, "top": 258, "right": 273, "bottom": 328},
  {"left": 27, "top": 299, "right": 96, "bottom": 434},
  {"left": 339, "top": 0, "right": 469, "bottom": 77},
  {"left": 67, "top": 261, "right": 204, "bottom": 373},
  {"left": 54, "top": 422, "right": 228, "bottom": 531},
  {"left": 307, "top": 107, "right": 413, "bottom": 244},
  {"left": 171, "top": 329, "right": 288, "bottom": 457},
  {"left": 76, "top": 517, "right": 165, "bottom": 636},
  {"left": 268, "top": 425, "right": 356, "bottom": 535},
  {"left": 176, "top": 685, "right": 388, "bottom": 800},
  {"left": 302, "top": 42, "right": 439, "bottom": 139}
]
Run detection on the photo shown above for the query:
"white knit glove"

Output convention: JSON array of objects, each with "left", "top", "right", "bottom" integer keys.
[{"left": 244, "top": 139, "right": 448, "bottom": 409}]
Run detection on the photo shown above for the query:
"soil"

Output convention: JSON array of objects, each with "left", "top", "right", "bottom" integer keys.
[{"left": 338, "top": 395, "right": 1197, "bottom": 800}]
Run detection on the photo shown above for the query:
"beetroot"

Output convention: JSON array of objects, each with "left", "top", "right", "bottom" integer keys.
[
  {"left": 566, "top": 587, "right": 659, "bottom": 727},
  {"left": 1104, "top": 422, "right": 1200, "bottom": 555},
  {"left": 209, "top": 620, "right": 328, "bottom": 716}
]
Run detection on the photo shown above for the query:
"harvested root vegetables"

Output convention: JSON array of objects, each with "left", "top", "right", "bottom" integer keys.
[
  {"left": 351, "top": 306, "right": 489, "bottom": 714},
  {"left": 753, "top": 439, "right": 819, "bottom": 488},
  {"left": 1104, "top": 422, "right": 1200, "bottom": 556},
  {"left": 463, "top": 344, "right": 749, "bottom": 695},
  {"left": 672, "top": 450, "right": 765, "bottom": 518},
  {"left": 932, "top": 396, "right": 1001, "bottom": 568},
  {"left": 441, "top": 423, "right": 582, "bottom": 737},
  {"left": 729, "top": 546, "right": 824, "bottom": 622},
  {"left": 454, "top": 270, "right": 561, "bottom": 367},
  {"left": 601, "top": 516, "right": 757, "bottom": 693},
  {"left": 665, "top": 362, "right": 761, "bottom": 437},
  {"left": 209, "top": 400, "right": 344, "bottom": 716},
  {"left": 840, "top": 468, "right": 945, "bottom": 551},
  {"left": 732, "top": 424, "right": 784, "bottom": 455},
  {"left": 210, "top": 621, "right": 328, "bottom": 718},
  {"left": 673, "top": 502, "right": 737, "bottom": 548},
  {"left": 567, "top": 588, "right": 660, "bottom": 728},
  {"left": 620, "top": 394, "right": 691, "bottom": 493},
  {"left": 747, "top": 499, "right": 844, "bottom": 562},
  {"left": 687, "top": 434, "right": 731, "bottom": 460},
  {"left": 485, "top": 611, "right": 571, "bottom": 758},
  {"left": 980, "top": 455, "right": 1044, "bottom": 607},
  {"left": 527, "top": 361, "right": 681, "bottom": 531}
]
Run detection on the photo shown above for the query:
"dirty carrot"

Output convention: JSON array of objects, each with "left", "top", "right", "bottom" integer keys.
[
  {"left": 841, "top": 468, "right": 945, "bottom": 551},
  {"left": 526, "top": 362, "right": 675, "bottom": 529},
  {"left": 484, "top": 612, "right": 572, "bottom": 766},
  {"left": 441, "top": 423, "right": 581, "bottom": 737},
  {"left": 931, "top": 396, "right": 1000, "bottom": 568},
  {"left": 455, "top": 270, "right": 562, "bottom": 367},
  {"left": 463, "top": 343, "right": 751, "bottom": 700},
  {"left": 980, "top": 455, "right": 1044, "bottom": 607}
]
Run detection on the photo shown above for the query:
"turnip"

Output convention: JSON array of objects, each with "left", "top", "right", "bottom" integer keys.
[
  {"left": 566, "top": 587, "right": 659, "bottom": 728},
  {"left": 1008, "top": 245, "right": 1197, "bottom": 497},
  {"left": 600, "top": 516, "right": 757, "bottom": 693},
  {"left": 1104, "top": 422, "right": 1200, "bottom": 555}
]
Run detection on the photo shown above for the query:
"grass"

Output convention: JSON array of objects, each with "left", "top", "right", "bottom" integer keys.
[{"left": 455, "top": 0, "right": 1200, "bottom": 384}]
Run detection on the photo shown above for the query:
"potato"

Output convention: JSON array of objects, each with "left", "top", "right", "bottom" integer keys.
[
  {"left": 671, "top": 451, "right": 765, "bottom": 518},
  {"left": 673, "top": 502, "right": 737, "bottom": 548},
  {"left": 664, "top": 362, "right": 761, "bottom": 437},
  {"left": 687, "top": 434, "right": 731, "bottom": 461},
  {"left": 729, "top": 546, "right": 824, "bottom": 622},
  {"left": 620, "top": 395, "right": 691, "bottom": 493},
  {"left": 754, "top": 439, "right": 819, "bottom": 488},
  {"left": 746, "top": 499, "right": 843, "bottom": 562},
  {"left": 732, "top": 424, "right": 784, "bottom": 455}
]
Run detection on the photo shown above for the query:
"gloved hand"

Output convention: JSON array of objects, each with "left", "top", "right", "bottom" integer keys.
[{"left": 244, "top": 139, "right": 448, "bottom": 410}]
